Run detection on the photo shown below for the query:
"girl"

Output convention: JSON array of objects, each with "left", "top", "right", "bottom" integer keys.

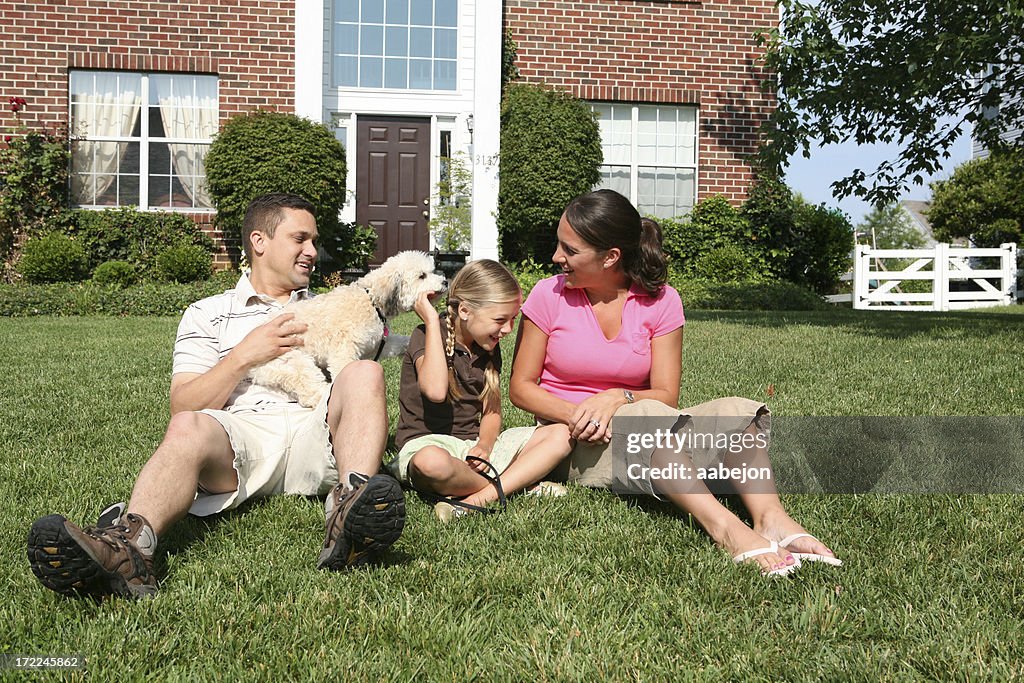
[{"left": 388, "top": 259, "right": 573, "bottom": 521}]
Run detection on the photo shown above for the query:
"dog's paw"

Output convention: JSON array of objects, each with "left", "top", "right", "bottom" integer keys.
[{"left": 297, "top": 386, "right": 328, "bottom": 409}]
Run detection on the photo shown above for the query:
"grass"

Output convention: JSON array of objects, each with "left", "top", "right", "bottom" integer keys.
[{"left": 2, "top": 307, "right": 1023, "bottom": 680}]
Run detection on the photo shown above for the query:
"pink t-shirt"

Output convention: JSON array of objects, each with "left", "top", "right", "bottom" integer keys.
[{"left": 520, "top": 275, "right": 685, "bottom": 404}]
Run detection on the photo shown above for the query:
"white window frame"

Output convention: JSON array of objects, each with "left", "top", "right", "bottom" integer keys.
[
  {"left": 329, "top": 0, "right": 459, "bottom": 92},
  {"left": 69, "top": 70, "right": 218, "bottom": 212},
  {"left": 589, "top": 102, "right": 700, "bottom": 219}
]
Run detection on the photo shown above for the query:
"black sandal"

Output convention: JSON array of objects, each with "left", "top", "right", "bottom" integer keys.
[{"left": 426, "top": 455, "right": 507, "bottom": 514}]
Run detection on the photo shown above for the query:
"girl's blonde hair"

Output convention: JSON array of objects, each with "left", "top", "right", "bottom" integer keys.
[{"left": 444, "top": 259, "right": 521, "bottom": 410}]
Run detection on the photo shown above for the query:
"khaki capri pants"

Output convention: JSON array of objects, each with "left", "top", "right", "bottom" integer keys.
[{"left": 547, "top": 397, "right": 770, "bottom": 497}]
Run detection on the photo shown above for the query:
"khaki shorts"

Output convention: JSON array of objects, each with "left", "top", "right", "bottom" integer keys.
[
  {"left": 189, "top": 389, "right": 339, "bottom": 517},
  {"left": 546, "top": 397, "right": 770, "bottom": 496},
  {"left": 387, "top": 426, "right": 538, "bottom": 485}
]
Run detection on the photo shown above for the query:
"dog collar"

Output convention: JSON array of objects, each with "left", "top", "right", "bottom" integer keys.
[{"left": 365, "top": 288, "right": 389, "bottom": 362}]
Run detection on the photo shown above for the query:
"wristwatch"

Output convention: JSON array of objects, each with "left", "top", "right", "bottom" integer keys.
[{"left": 623, "top": 389, "right": 635, "bottom": 404}]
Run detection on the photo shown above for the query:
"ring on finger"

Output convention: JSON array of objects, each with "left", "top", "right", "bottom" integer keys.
[{"left": 589, "top": 419, "right": 601, "bottom": 429}]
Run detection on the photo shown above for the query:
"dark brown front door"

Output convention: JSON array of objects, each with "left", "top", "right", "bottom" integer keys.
[{"left": 356, "top": 116, "right": 431, "bottom": 265}]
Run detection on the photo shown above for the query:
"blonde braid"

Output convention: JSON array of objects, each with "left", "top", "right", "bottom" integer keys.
[
  {"left": 480, "top": 359, "right": 500, "bottom": 413},
  {"left": 444, "top": 302, "right": 464, "bottom": 402}
]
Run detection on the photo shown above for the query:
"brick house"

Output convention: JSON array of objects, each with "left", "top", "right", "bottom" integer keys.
[{"left": 0, "top": 0, "right": 774, "bottom": 267}]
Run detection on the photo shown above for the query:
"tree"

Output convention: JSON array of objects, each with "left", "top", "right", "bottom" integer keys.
[
  {"left": 497, "top": 83, "right": 601, "bottom": 263},
  {"left": 760, "top": 0, "right": 1024, "bottom": 206},
  {"left": 857, "top": 204, "right": 927, "bottom": 249},
  {"left": 205, "top": 112, "right": 348, "bottom": 267},
  {"left": 928, "top": 148, "right": 1024, "bottom": 247}
]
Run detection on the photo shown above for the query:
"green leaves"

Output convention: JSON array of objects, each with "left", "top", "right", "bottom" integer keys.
[
  {"left": 497, "top": 83, "right": 602, "bottom": 263},
  {"left": 761, "top": 0, "right": 1024, "bottom": 204}
]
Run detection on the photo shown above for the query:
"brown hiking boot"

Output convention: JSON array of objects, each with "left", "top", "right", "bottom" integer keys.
[
  {"left": 27, "top": 512, "right": 158, "bottom": 599},
  {"left": 317, "top": 473, "right": 405, "bottom": 570}
]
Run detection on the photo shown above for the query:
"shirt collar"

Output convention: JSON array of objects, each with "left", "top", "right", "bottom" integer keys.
[{"left": 233, "top": 273, "right": 311, "bottom": 307}]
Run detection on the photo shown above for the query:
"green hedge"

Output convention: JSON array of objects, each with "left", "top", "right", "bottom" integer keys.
[
  {"left": 0, "top": 270, "right": 240, "bottom": 316},
  {"left": 668, "top": 272, "right": 827, "bottom": 311}
]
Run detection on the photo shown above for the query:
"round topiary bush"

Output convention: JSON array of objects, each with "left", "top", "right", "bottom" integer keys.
[
  {"left": 204, "top": 111, "right": 347, "bottom": 264},
  {"left": 17, "top": 232, "right": 89, "bottom": 283},
  {"left": 155, "top": 244, "right": 212, "bottom": 283},
  {"left": 92, "top": 260, "right": 138, "bottom": 287},
  {"left": 498, "top": 83, "right": 602, "bottom": 263}
]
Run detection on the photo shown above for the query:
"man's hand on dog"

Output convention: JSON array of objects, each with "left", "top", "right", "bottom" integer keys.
[{"left": 233, "top": 313, "right": 308, "bottom": 369}]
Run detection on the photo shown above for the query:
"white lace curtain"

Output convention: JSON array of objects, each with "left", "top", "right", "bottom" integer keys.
[
  {"left": 153, "top": 76, "right": 217, "bottom": 208},
  {"left": 70, "top": 72, "right": 141, "bottom": 204}
]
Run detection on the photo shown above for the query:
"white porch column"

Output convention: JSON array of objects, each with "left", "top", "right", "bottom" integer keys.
[
  {"left": 295, "top": 1, "right": 325, "bottom": 120},
  {"left": 470, "top": 5, "right": 502, "bottom": 261}
]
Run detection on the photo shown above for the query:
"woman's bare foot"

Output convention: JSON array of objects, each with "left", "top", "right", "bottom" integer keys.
[
  {"left": 753, "top": 507, "right": 840, "bottom": 563},
  {"left": 715, "top": 517, "right": 798, "bottom": 575}
]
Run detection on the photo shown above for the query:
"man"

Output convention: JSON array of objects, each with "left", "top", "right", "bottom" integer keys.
[{"left": 27, "top": 193, "right": 405, "bottom": 598}]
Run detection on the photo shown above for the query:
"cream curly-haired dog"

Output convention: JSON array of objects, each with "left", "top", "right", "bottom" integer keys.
[{"left": 251, "top": 250, "right": 446, "bottom": 407}]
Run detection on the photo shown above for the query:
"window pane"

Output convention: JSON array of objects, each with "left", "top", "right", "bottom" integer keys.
[
  {"left": 410, "top": 0, "right": 432, "bottom": 25},
  {"left": 637, "top": 107, "right": 659, "bottom": 165},
  {"left": 384, "top": 58, "right": 408, "bottom": 88},
  {"left": 334, "top": 56, "right": 358, "bottom": 87},
  {"left": 435, "top": 0, "right": 457, "bottom": 26},
  {"left": 410, "top": 59, "right": 432, "bottom": 89},
  {"left": 385, "top": 26, "right": 408, "bottom": 57},
  {"left": 433, "top": 60, "right": 456, "bottom": 90},
  {"left": 435, "top": 28, "right": 456, "bottom": 58},
  {"left": 410, "top": 27, "right": 432, "bottom": 57},
  {"left": 360, "top": 24, "right": 383, "bottom": 55},
  {"left": 595, "top": 165, "right": 631, "bottom": 198},
  {"left": 385, "top": 0, "right": 408, "bottom": 23},
  {"left": 361, "top": 0, "right": 384, "bottom": 23},
  {"left": 638, "top": 167, "right": 695, "bottom": 219},
  {"left": 336, "top": 0, "right": 358, "bottom": 22},
  {"left": 360, "top": 57, "right": 383, "bottom": 87},
  {"left": 334, "top": 23, "right": 359, "bottom": 54}
]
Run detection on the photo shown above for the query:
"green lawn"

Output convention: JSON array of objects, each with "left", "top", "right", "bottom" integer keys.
[{"left": 2, "top": 308, "right": 1023, "bottom": 680}]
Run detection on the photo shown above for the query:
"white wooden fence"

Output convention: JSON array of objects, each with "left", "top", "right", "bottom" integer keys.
[{"left": 846, "top": 243, "right": 1019, "bottom": 311}]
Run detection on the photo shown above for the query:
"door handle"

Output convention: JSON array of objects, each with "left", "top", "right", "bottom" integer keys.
[{"left": 422, "top": 210, "right": 429, "bottom": 218}]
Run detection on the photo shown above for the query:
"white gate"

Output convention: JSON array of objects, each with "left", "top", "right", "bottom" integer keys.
[{"left": 853, "top": 243, "right": 1019, "bottom": 311}]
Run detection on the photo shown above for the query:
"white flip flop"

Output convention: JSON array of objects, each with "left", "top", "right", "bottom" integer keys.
[
  {"left": 733, "top": 540, "right": 801, "bottom": 577},
  {"left": 779, "top": 533, "right": 843, "bottom": 566}
]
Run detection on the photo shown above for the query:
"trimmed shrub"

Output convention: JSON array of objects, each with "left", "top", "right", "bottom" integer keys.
[
  {"left": 17, "top": 232, "right": 88, "bottom": 283},
  {"left": 668, "top": 270, "right": 826, "bottom": 311},
  {"left": 204, "top": 112, "right": 349, "bottom": 268},
  {"left": 155, "top": 244, "right": 212, "bottom": 283},
  {"left": 498, "top": 83, "right": 602, "bottom": 263},
  {"left": 65, "top": 207, "right": 214, "bottom": 277},
  {"left": 92, "top": 260, "right": 138, "bottom": 287},
  {"left": 690, "top": 244, "right": 770, "bottom": 284},
  {"left": 0, "top": 270, "right": 242, "bottom": 316},
  {"left": 509, "top": 257, "right": 557, "bottom": 297},
  {"left": 786, "top": 199, "right": 854, "bottom": 294},
  {"left": 661, "top": 197, "right": 772, "bottom": 283}
]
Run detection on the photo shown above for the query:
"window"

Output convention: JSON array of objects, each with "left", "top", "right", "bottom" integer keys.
[
  {"left": 332, "top": 0, "right": 458, "bottom": 91},
  {"left": 69, "top": 71, "right": 218, "bottom": 210},
  {"left": 590, "top": 103, "right": 698, "bottom": 219}
]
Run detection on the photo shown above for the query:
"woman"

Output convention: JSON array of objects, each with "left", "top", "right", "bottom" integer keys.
[{"left": 510, "top": 189, "right": 840, "bottom": 575}]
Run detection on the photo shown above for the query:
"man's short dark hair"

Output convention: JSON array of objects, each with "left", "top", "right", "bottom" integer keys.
[{"left": 242, "top": 193, "right": 316, "bottom": 260}]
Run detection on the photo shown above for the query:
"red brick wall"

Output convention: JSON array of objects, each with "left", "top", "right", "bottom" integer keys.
[
  {"left": 0, "top": 0, "right": 297, "bottom": 266},
  {"left": 504, "top": 0, "right": 776, "bottom": 204}
]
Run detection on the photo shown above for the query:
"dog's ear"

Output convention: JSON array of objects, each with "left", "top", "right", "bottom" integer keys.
[{"left": 365, "top": 264, "right": 403, "bottom": 319}]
